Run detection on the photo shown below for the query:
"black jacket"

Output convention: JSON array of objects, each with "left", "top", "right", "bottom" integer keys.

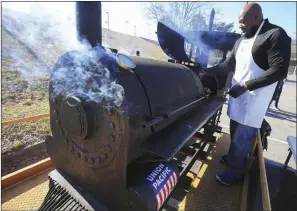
[{"left": 207, "top": 19, "right": 292, "bottom": 91}]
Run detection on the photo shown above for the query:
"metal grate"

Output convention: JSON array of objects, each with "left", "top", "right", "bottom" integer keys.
[{"left": 39, "top": 177, "right": 87, "bottom": 211}]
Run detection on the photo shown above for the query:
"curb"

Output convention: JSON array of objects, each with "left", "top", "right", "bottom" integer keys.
[
  {"left": 2, "top": 141, "right": 47, "bottom": 164},
  {"left": 2, "top": 157, "right": 54, "bottom": 190}
]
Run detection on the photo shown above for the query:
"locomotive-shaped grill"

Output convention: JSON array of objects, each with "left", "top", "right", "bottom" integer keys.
[{"left": 40, "top": 2, "right": 240, "bottom": 211}]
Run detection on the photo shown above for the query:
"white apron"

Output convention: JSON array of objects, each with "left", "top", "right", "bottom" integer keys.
[{"left": 227, "top": 21, "right": 277, "bottom": 129}]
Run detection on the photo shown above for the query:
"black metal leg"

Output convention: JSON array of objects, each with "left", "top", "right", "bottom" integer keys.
[{"left": 284, "top": 149, "right": 292, "bottom": 167}]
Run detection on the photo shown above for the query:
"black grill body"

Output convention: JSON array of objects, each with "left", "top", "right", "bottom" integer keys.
[
  {"left": 40, "top": 2, "right": 239, "bottom": 210},
  {"left": 45, "top": 47, "right": 213, "bottom": 210}
]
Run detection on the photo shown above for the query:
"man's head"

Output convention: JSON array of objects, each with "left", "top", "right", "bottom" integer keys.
[{"left": 238, "top": 3, "right": 263, "bottom": 37}]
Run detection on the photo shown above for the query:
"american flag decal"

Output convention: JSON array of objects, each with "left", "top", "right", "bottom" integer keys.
[
  {"left": 155, "top": 171, "right": 177, "bottom": 210},
  {"left": 145, "top": 163, "right": 178, "bottom": 210}
]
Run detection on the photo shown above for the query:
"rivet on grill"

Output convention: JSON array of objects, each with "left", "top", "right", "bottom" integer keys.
[
  {"left": 56, "top": 120, "right": 60, "bottom": 125},
  {"left": 109, "top": 135, "right": 115, "bottom": 142},
  {"left": 98, "top": 153, "right": 107, "bottom": 163},
  {"left": 109, "top": 122, "right": 115, "bottom": 129},
  {"left": 53, "top": 110, "right": 58, "bottom": 116},
  {"left": 90, "top": 158, "right": 95, "bottom": 164},
  {"left": 105, "top": 145, "right": 112, "bottom": 152},
  {"left": 60, "top": 129, "right": 65, "bottom": 136}
]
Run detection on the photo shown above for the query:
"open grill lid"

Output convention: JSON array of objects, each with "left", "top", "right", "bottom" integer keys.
[
  {"left": 156, "top": 21, "right": 241, "bottom": 62},
  {"left": 157, "top": 22, "right": 192, "bottom": 62}
]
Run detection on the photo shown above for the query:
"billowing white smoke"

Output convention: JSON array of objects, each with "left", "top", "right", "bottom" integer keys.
[
  {"left": 2, "top": 2, "right": 84, "bottom": 89},
  {"left": 51, "top": 47, "right": 124, "bottom": 108},
  {"left": 2, "top": 2, "right": 125, "bottom": 107}
]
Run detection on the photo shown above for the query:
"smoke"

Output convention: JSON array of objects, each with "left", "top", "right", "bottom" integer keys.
[
  {"left": 2, "top": 3, "right": 84, "bottom": 90},
  {"left": 2, "top": 2, "right": 125, "bottom": 107},
  {"left": 50, "top": 46, "right": 125, "bottom": 108}
]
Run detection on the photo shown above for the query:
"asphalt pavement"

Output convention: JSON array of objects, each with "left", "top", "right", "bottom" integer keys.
[{"left": 219, "top": 74, "right": 297, "bottom": 170}]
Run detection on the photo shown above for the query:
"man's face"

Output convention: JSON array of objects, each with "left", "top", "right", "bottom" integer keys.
[{"left": 238, "top": 10, "right": 257, "bottom": 36}]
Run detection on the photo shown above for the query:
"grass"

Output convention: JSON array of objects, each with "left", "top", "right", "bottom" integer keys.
[
  {"left": 102, "top": 28, "right": 169, "bottom": 61},
  {"left": 11, "top": 141, "right": 26, "bottom": 151},
  {"left": 2, "top": 100, "right": 50, "bottom": 122},
  {"left": 1, "top": 118, "right": 51, "bottom": 154}
]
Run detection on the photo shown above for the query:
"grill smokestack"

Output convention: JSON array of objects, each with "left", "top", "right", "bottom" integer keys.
[{"left": 76, "top": 2, "right": 102, "bottom": 47}]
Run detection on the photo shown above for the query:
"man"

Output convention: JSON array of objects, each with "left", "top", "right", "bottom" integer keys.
[{"left": 203, "top": 3, "right": 291, "bottom": 185}]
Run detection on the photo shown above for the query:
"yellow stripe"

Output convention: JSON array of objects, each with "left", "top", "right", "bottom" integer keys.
[{"left": 197, "top": 163, "right": 208, "bottom": 178}]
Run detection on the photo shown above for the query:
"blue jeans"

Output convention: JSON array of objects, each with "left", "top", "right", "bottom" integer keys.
[{"left": 225, "top": 120, "right": 258, "bottom": 177}]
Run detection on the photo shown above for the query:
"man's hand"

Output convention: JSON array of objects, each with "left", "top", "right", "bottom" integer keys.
[{"left": 228, "top": 83, "right": 248, "bottom": 98}]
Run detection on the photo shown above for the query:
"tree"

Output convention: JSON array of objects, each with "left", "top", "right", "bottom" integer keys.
[
  {"left": 190, "top": 12, "right": 208, "bottom": 31},
  {"left": 145, "top": 2, "right": 235, "bottom": 33},
  {"left": 144, "top": 2, "right": 208, "bottom": 33}
]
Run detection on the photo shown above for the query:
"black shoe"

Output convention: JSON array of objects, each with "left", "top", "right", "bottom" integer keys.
[{"left": 216, "top": 171, "right": 243, "bottom": 186}]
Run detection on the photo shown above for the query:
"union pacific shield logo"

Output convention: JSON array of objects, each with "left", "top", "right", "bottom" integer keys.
[{"left": 145, "top": 163, "right": 178, "bottom": 210}]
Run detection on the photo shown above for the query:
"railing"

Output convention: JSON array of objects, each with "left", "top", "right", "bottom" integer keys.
[
  {"left": 2, "top": 114, "right": 50, "bottom": 127},
  {"left": 1, "top": 113, "right": 52, "bottom": 190},
  {"left": 256, "top": 130, "right": 271, "bottom": 210},
  {"left": 240, "top": 130, "right": 271, "bottom": 211}
]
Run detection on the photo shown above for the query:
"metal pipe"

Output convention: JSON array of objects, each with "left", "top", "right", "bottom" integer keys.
[
  {"left": 142, "top": 96, "right": 206, "bottom": 128},
  {"left": 257, "top": 130, "right": 271, "bottom": 211},
  {"left": 166, "top": 96, "right": 207, "bottom": 118},
  {"left": 76, "top": 2, "right": 102, "bottom": 47},
  {"left": 189, "top": 44, "right": 194, "bottom": 60}
]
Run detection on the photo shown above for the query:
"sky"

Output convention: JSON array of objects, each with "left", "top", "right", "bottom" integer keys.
[{"left": 2, "top": 1, "right": 296, "bottom": 41}]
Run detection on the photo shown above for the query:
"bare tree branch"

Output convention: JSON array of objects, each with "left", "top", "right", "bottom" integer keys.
[
  {"left": 145, "top": 2, "right": 235, "bottom": 33},
  {"left": 145, "top": 2, "right": 208, "bottom": 32}
]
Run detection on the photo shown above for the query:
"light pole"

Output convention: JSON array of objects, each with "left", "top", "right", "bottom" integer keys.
[{"left": 105, "top": 12, "right": 109, "bottom": 29}]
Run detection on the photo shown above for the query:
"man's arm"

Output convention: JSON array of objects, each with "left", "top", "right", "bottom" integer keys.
[{"left": 245, "top": 29, "right": 292, "bottom": 91}]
